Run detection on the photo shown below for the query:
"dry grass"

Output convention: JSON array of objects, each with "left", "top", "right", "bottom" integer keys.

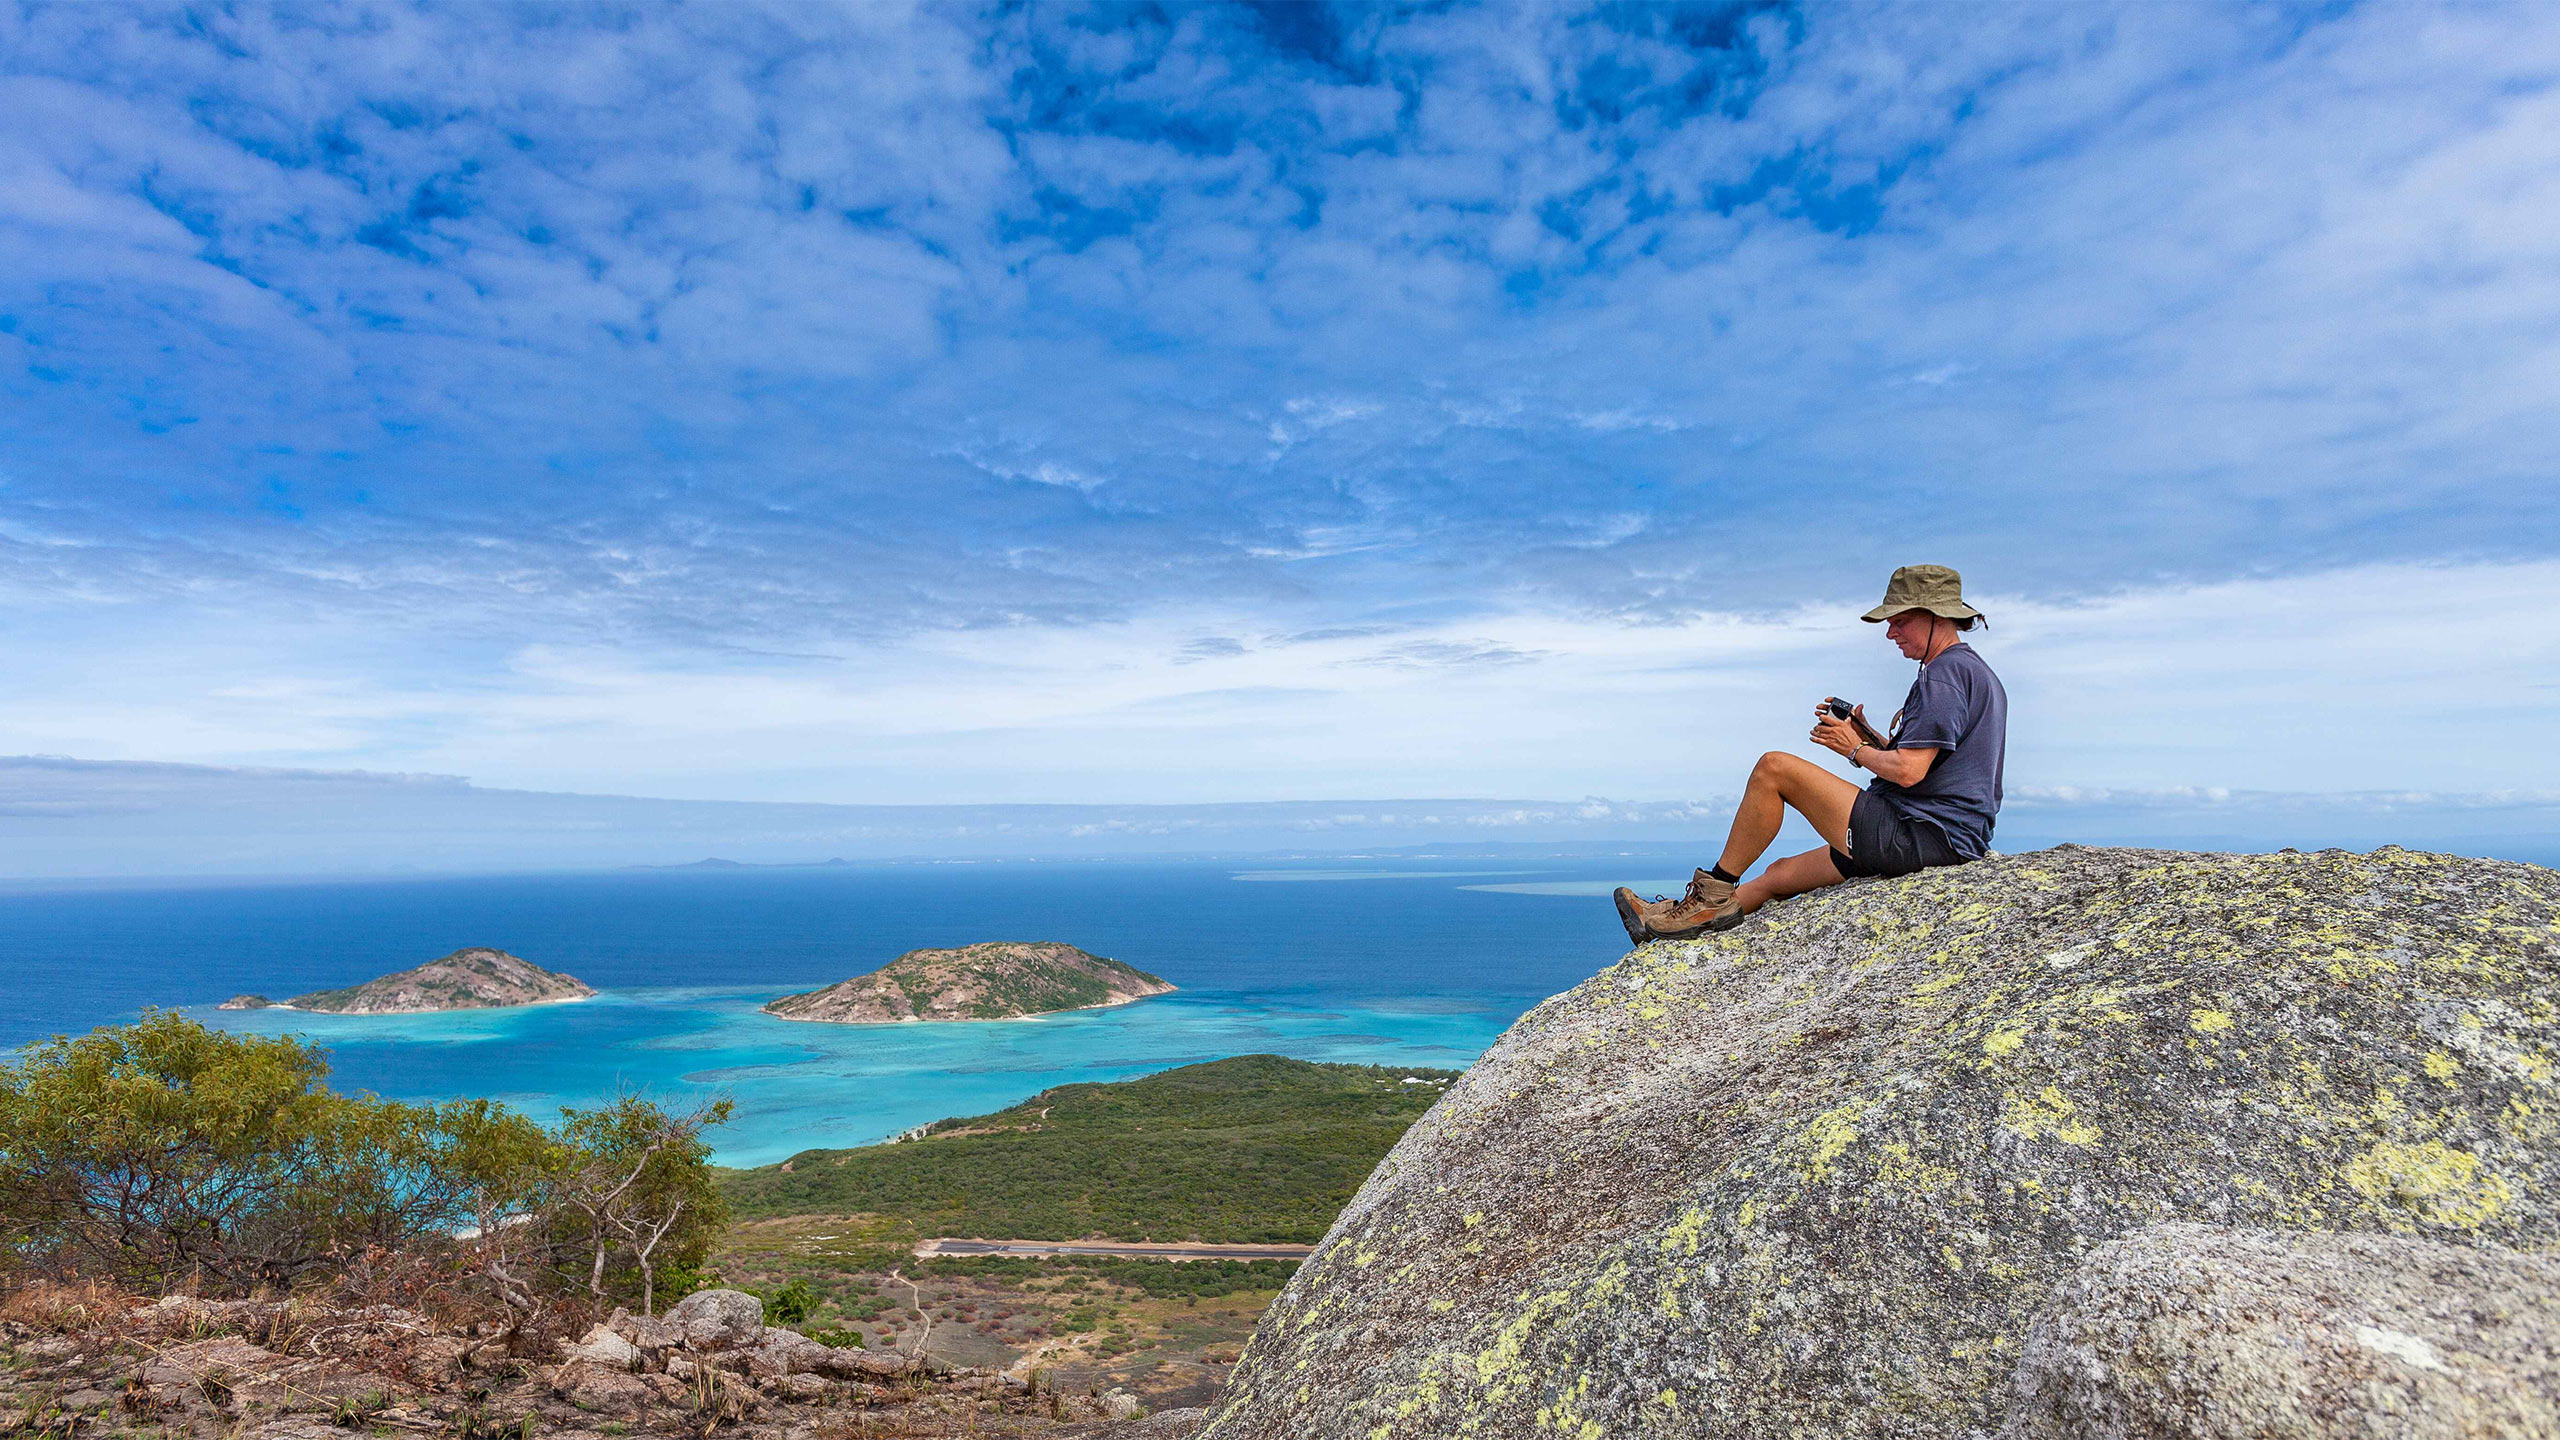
[{"left": 0, "top": 1279, "right": 138, "bottom": 1335}]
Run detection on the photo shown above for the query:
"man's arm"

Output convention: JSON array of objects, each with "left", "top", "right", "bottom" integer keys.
[{"left": 1810, "top": 706, "right": 1939, "bottom": 786}]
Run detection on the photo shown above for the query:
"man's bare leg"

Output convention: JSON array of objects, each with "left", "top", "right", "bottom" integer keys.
[
  {"left": 1734, "top": 846, "right": 1849, "bottom": 917},
  {"left": 1715, "top": 751, "right": 1861, "bottom": 877},
  {"left": 1620, "top": 753, "right": 1867, "bottom": 941}
]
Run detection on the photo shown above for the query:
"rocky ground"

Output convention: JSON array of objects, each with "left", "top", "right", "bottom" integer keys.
[{"left": 0, "top": 1283, "right": 1181, "bottom": 1440}]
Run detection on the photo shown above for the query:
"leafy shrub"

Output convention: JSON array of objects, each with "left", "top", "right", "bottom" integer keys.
[
  {"left": 0, "top": 1013, "right": 728, "bottom": 1311},
  {"left": 763, "top": 1277, "right": 817, "bottom": 1325}
]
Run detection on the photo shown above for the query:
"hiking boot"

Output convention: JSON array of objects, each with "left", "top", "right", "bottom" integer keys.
[
  {"left": 1613, "top": 887, "right": 1674, "bottom": 944},
  {"left": 1649, "top": 869, "right": 1746, "bottom": 939}
]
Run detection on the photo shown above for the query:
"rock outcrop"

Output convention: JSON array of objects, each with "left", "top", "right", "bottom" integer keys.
[
  {"left": 762, "top": 940, "right": 1175, "bottom": 1023},
  {"left": 2004, "top": 1222, "right": 2559, "bottom": 1439},
  {"left": 0, "top": 1281, "right": 1156, "bottom": 1440},
  {"left": 1200, "top": 846, "right": 2559, "bottom": 1440},
  {"left": 278, "top": 948, "right": 594, "bottom": 1014}
]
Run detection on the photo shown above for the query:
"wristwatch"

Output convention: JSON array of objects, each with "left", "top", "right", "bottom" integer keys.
[{"left": 1849, "top": 744, "right": 1866, "bottom": 769}]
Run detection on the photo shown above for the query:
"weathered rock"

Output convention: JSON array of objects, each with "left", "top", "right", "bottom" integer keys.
[
  {"left": 665, "top": 1288, "right": 765, "bottom": 1352},
  {"left": 243, "top": 1421, "right": 342, "bottom": 1440},
  {"left": 1100, "top": 1388, "right": 1145, "bottom": 1421},
  {"left": 740, "top": 1327, "right": 827, "bottom": 1377},
  {"left": 559, "top": 1324, "right": 643, "bottom": 1370},
  {"left": 1107, "top": 1408, "right": 1209, "bottom": 1439},
  {"left": 550, "top": 1359, "right": 653, "bottom": 1413},
  {"left": 142, "top": 1337, "right": 281, "bottom": 1391},
  {"left": 1201, "top": 847, "right": 2560, "bottom": 1439},
  {"left": 2004, "top": 1222, "right": 2560, "bottom": 1439},
  {"left": 605, "top": 1307, "right": 680, "bottom": 1353},
  {"left": 407, "top": 1335, "right": 470, "bottom": 1378}
]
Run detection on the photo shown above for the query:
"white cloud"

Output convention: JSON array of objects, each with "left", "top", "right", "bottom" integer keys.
[{"left": 1, "top": 559, "right": 2549, "bottom": 810}]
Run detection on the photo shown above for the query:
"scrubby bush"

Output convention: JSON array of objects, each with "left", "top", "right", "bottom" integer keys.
[
  {"left": 0, "top": 1012, "right": 727, "bottom": 1313},
  {"left": 763, "top": 1276, "right": 817, "bottom": 1325}
]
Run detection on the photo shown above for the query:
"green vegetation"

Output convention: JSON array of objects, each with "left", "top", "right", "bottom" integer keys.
[
  {"left": 764, "top": 941, "right": 1172, "bottom": 1023},
  {"left": 763, "top": 1276, "right": 818, "bottom": 1324},
  {"left": 718, "top": 1054, "right": 1458, "bottom": 1243},
  {"left": 932, "top": 953, "right": 1161, "bottom": 1019},
  {"left": 0, "top": 1013, "right": 725, "bottom": 1311}
]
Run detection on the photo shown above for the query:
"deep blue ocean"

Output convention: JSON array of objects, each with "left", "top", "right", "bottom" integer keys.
[{"left": 0, "top": 857, "right": 1691, "bottom": 1164}]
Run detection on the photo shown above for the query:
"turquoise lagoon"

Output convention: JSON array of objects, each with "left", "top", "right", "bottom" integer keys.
[{"left": 2, "top": 857, "right": 1693, "bottom": 1165}]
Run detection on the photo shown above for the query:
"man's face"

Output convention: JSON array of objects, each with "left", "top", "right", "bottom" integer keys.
[{"left": 1885, "top": 609, "right": 1938, "bottom": 660}]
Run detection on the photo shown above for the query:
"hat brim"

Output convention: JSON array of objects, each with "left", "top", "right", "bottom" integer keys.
[{"left": 1862, "top": 600, "right": 1983, "bottom": 623}]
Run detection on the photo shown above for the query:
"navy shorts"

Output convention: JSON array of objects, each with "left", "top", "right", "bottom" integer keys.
[{"left": 1830, "top": 791, "right": 1965, "bottom": 879}]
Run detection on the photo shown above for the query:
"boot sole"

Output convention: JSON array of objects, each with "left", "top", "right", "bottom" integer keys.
[{"left": 1613, "top": 889, "right": 1653, "bottom": 945}]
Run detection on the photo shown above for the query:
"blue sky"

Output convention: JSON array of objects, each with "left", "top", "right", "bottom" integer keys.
[{"left": 1, "top": 1, "right": 2556, "bottom": 833}]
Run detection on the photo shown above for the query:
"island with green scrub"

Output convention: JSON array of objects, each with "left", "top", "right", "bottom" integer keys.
[
  {"left": 760, "top": 941, "right": 1175, "bottom": 1024},
  {"left": 216, "top": 947, "right": 595, "bottom": 1014}
]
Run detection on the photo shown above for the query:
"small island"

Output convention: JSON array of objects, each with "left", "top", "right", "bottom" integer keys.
[
  {"left": 761, "top": 941, "right": 1175, "bottom": 1024},
  {"left": 217, "top": 947, "right": 595, "bottom": 1014}
]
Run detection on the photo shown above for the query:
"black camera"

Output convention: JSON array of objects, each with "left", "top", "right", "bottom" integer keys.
[{"left": 1823, "top": 697, "right": 1887, "bottom": 749}]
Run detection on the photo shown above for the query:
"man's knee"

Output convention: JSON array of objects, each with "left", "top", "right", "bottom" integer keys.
[{"left": 1750, "top": 750, "right": 1793, "bottom": 781}]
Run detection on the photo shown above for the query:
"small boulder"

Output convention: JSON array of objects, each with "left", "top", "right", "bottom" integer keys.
[
  {"left": 664, "top": 1289, "right": 764, "bottom": 1352},
  {"left": 606, "top": 1308, "right": 679, "bottom": 1354},
  {"left": 559, "top": 1324, "right": 643, "bottom": 1370},
  {"left": 142, "top": 1337, "right": 279, "bottom": 1389},
  {"left": 739, "top": 1328, "right": 831, "bottom": 1378},
  {"left": 1111, "top": 1409, "right": 1209, "bottom": 1439},
  {"left": 1101, "top": 1388, "right": 1144, "bottom": 1420},
  {"left": 550, "top": 1360, "right": 653, "bottom": 1414},
  {"left": 406, "top": 1335, "right": 470, "bottom": 1378}
]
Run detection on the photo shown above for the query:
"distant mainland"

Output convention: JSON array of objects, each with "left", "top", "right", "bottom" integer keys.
[
  {"left": 762, "top": 941, "right": 1175, "bottom": 1024},
  {"left": 623, "top": 856, "right": 858, "bottom": 870},
  {"left": 218, "top": 947, "right": 594, "bottom": 1014}
]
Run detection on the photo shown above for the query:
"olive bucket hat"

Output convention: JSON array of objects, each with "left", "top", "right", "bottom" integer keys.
[{"left": 1862, "top": 564, "right": 1983, "bottom": 623}]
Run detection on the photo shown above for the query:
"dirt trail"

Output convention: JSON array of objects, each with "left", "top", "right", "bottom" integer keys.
[{"left": 914, "top": 1239, "right": 1315, "bottom": 1262}]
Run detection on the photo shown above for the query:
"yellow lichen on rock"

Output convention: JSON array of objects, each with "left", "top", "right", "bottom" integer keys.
[{"left": 2342, "top": 1139, "right": 2515, "bottom": 1229}]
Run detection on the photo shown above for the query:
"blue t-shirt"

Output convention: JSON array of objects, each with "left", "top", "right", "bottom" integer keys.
[{"left": 1867, "top": 642, "right": 2006, "bottom": 859}]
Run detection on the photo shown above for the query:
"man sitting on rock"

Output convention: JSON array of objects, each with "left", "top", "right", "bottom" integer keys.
[{"left": 1617, "top": 564, "right": 2008, "bottom": 942}]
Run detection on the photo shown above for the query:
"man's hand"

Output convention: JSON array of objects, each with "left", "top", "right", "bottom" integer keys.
[{"left": 1810, "top": 704, "right": 1865, "bottom": 760}]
